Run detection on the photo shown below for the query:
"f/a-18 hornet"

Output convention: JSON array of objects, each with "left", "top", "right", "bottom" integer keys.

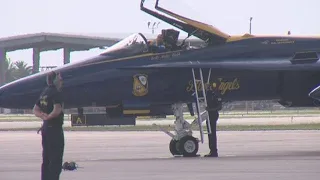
[{"left": 1, "top": 0, "right": 320, "bottom": 157}]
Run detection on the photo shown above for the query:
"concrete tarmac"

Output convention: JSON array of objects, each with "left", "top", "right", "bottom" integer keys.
[{"left": 1, "top": 130, "right": 320, "bottom": 180}]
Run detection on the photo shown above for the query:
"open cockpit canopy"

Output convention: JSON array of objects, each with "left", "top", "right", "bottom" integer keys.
[{"left": 100, "top": 33, "right": 149, "bottom": 56}]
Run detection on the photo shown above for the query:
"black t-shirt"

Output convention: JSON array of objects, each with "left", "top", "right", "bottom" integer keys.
[
  {"left": 36, "top": 85, "right": 64, "bottom": 127},
  {"left": 206, "top": 92, "right": 222, "bottom": 111}
]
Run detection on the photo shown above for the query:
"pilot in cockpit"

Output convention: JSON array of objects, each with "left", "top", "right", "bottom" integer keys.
[
  {"left": 149, "top": 29, "right": 181, "bottom": 53},
  {"left": 149, "top": 34, "right": 167, "bottom": 53}
]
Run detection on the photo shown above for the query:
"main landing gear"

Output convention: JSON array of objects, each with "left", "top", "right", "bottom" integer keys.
[{"left": 154, "top": 68, "right": 214, "bottom": 157}]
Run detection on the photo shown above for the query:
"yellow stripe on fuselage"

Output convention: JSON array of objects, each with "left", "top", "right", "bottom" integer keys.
[{"left": 78, "top": 50, "right": 185, "bottom": 68}]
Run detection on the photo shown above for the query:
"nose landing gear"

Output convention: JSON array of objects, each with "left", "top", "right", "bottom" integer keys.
[{"left": 154, "top": 103, "right": 200, "bottom": 157}]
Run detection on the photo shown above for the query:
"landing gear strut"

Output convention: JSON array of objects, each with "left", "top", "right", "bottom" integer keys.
[
  {"left": 170, "top": 103, "right": 199, "bottom": 157},
  {"left": 154, "top": 103, "right": 200, "bottom": 157}
]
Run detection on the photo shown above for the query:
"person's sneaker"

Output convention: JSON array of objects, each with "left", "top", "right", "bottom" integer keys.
[{"left": 204, "top": 151, "right": 218, "bottom": 157}]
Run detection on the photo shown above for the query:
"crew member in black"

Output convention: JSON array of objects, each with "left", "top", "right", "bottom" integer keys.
[
  {"left": 33, "top": 71, "right": 64, "bottom": 180},
  {"left": 204, "top": 92, "right": 222, "bottom": 157}
]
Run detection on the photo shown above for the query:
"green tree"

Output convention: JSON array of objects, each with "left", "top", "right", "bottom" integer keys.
[
  {"left": 4, "top": 58, "right": 32, "bottom": 83},
  {"left": 4, "top": 57, "right": 17, "bottom": 83},
  {"left": 12, "top": 60, "right": 33, "bottom": 79}
]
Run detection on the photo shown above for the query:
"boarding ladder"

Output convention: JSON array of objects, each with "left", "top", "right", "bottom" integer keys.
[{"left": 191, "top": 68, "right": 212, "bottom": 144}]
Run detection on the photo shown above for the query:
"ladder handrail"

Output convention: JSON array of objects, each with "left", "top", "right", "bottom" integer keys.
[
  {"left": 191, "top": 68, "right": 213, "bottom": 144},
  {"left": 192, "top": 68, "right": 204, "bottom": 143},
  {"left": 199, "top": 69, "right": 212, "bottom": 134}
]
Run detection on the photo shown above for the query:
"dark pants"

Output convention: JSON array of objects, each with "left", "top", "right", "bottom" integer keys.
[
  {"left": 41, "top": 126, "right": 65, "bottom": 180},
  {"left": 206, "top": 110, "right": 219, "bottom": 154}
]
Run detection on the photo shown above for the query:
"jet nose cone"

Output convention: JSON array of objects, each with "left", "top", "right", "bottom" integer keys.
[{"left": 309, "top": 85, "right": 320, "bottom": 100}]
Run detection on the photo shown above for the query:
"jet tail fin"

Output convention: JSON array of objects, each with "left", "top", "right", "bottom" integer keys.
[{"left": 155, "top": 0, "right": 230, "bottom": 44}]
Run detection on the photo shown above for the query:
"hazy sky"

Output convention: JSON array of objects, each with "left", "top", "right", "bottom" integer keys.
[{"left": 2, "top": 0, "right": 320, "bottom": 67}]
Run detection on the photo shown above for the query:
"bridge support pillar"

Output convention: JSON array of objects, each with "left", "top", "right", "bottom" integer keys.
[
  {"left": 63, "top": 48, "right": 70, "bottom": 64},
  {"left": 0, "top": 48, "right": 6, "bottom": 113},
  {"left": 0, "top": 48, "right": 6, "bottom": 86},
  {"left": 32, "top": 48, "right": 40, "bottom": 74}
]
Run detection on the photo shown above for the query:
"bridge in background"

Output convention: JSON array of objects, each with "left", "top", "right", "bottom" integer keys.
[{"left": 0, "top": 32, "right": 205, "bottom": 86}]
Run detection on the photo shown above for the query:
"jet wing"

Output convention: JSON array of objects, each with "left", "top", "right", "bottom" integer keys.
[{"left": 119, "top": 57, "right": 320, "bottom": 72}]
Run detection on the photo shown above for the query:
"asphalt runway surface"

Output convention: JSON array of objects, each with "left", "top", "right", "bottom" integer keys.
[{"left": 1, "top": 130, "right": 320, "bottom": 180}]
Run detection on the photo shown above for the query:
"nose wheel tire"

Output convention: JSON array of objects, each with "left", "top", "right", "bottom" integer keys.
[
  {"left": 178, "top": 135, "right": 199, "bottom": 157},
  {"left": 169, "top": 139, "right": 182, "bottom": 156},
  {"left": 169, "top": 135, "right": 199, "bottom": 157}
]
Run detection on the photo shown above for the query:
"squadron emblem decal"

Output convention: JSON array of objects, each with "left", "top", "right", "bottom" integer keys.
[{"left": 132, "top": 74, "right": 148, "bottom": 96}]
